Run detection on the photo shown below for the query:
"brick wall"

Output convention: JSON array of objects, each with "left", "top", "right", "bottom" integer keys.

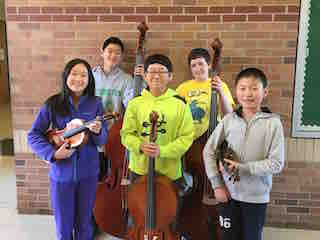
[{"left": 6, "top": 0, "right": 320, "bottom": 230}]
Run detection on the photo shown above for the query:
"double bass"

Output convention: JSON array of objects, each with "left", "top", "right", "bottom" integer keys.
[
  {"left": 179, "top": 38, "right": 224, "bottom": 239},
  {"left": 93, "top": 22, "right": 149, "bottom": 238},
  {"left": 126, "top": 111, "right": 179, "bottom": 240}
]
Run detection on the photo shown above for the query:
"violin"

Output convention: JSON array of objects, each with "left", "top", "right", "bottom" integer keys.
[
  {"left": 215, "top": 140, "right": 240, "bottom": 183},
  {"left": 46, "top": 113, "right": 118, "bottom": 149}
]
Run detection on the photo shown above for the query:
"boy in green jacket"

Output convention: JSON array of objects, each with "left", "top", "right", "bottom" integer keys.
[
  {"left": 121, "top": 54, "right": 194, "bottom": 237},
  {"left": 121, "top": 54, "right": 194, "bottom": 181}
]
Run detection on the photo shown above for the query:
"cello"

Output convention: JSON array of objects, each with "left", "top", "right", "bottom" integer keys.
[
  {"left": 93, "top": 21, "right": 149, "bottom": 238},
  {"left": 126, "top": 111, "right": 179, "bottom": 240},
  {"left": 178, "top": 38, "right": 224, "bottom": 239}
]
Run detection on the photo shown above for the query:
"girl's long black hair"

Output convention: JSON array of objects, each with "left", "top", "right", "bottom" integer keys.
[{"left": 45, "top": 58, "right": 95, "bottom": 116}]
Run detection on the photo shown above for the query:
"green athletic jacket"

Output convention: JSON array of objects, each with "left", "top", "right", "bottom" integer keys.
[{"left": 121, "top": 88, "right": 194, "bottom": 180}]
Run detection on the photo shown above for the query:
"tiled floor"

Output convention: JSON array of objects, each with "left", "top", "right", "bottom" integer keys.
[
  {"left": 0, "top": 208, "right": 56, "bottom": 240},
  {"left": 0, "top": 156, "right": 55, "bottom": 240},
  {"left": 0, "top": 156, "right": 16, "bottom": 210}
]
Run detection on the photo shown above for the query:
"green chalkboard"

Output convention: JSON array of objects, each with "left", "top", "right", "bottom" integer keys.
[{"left": 292, "top": 0, "right": 320, "bottom": 138}]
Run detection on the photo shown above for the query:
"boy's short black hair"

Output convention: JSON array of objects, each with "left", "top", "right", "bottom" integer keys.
[
  {"left": 188, "top": 48, "right": 211, "bottom": 65},
  {"left": 145, "top": 54, "right": 173, "bottom": 73},
  {"left": 235, "top": 67, "right": 268, "bottom": 88},
  {"left": 102, "top": 36, "right": 124, "bottom": 52}
]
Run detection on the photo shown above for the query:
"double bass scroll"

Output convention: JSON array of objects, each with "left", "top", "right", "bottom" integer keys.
[{"left": 134, "top": 21, "right": 149, "bottom": 97}]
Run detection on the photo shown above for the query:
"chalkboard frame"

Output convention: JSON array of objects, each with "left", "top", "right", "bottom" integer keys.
[{"left": 292, "top": 0, "right": 320, "bottom": 138}]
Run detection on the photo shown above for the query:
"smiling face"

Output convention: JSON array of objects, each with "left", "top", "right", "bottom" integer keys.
[
  {"left": 145, "top": 63, "right": 172, "bottom": 96},
  {"left": 101, "top": 43, "right": 123, "bottom": 70},
  {"left": 236, "top": 76, "right": 268, "bottom": 113},
  {"left": 66, "top": 63, "right": 89, "bottom": 97},
  {"left": 190, "top": 57, "right": 209, "bottom": 81}
]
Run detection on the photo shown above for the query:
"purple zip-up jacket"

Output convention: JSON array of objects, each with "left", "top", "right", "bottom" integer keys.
[{"left": 27, "top": 95, "right": 108, "bottom": 182}]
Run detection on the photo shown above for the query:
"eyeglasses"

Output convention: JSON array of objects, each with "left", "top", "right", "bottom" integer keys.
[{"left": 146, "top": 71, "right": 170, "bottom": 76}]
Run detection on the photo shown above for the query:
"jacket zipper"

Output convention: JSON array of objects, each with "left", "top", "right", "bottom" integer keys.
[
  {"left": 72, "top": 107, "right": 79, "bottom": 182},
  {"left": 73, "top": 151, "right": 77, "bottom": 182},
  {"left": 240, "top": 120, "right": 249, "bottom": 162}
]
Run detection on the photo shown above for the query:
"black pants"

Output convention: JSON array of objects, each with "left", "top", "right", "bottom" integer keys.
[{"left": 217, "top": 199, "right": 267, "bottom": 240}]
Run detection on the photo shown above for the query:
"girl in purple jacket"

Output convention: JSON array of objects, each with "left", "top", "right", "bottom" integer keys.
[{"left": 28, "top": 58, "right": 108, "bottom": 240}]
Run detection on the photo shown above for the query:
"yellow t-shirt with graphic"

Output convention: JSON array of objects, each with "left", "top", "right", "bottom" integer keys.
[{"left": 176, "top": 79, "right": 234, "bottom": 140}]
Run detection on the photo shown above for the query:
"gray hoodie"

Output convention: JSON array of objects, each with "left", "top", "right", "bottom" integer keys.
[
  {"left": 93, "top": 65, "right": 135, "bottom": 152},
  {"left": 93, "top": 65, "right": 135, "bottom": 116},
  {"left": 203, "top": 108, "right": 285, "bottom": 203}
]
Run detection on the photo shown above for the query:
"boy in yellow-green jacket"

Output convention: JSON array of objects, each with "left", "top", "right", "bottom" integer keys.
[
  {"left": 121, "top": 54, "right": 194, "bottom": 237},
  {"left": 121, "top": 54, "right": 194, "bottom": 181}
]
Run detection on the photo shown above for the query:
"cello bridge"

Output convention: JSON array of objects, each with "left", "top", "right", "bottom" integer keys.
[{"left": 143, "top": 232, "right": 163, "bottom": 240}]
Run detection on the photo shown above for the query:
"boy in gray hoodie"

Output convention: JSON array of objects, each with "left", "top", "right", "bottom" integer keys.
[
  {"left": 92, "top": 37, "right": 135, "bottom": 238},
  {"left": 203, "top": 68, "right": 285, "bottom": 240},
  {"left": 93, "top": 36, "right": 135, "bottom": 117}
]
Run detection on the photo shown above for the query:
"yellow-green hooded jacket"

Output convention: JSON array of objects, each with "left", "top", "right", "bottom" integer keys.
[{"left": 120, "top": 88, "right": 194, "bottom": 180}]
